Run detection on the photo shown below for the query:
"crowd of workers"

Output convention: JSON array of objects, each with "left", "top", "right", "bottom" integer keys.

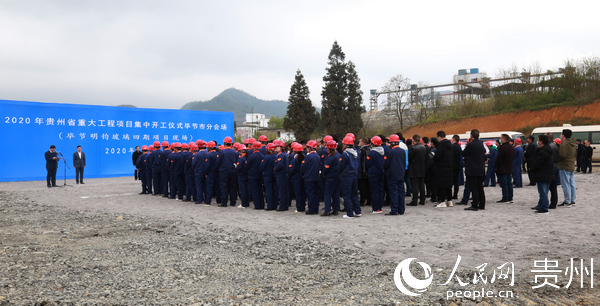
[{"left": 132, "top": 129, "right": 591, "bottom": 217}]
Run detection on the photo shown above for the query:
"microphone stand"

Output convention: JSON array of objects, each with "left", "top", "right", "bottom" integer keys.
[{"left": 58, "top": 152, "right": 72, "bottom": 187}]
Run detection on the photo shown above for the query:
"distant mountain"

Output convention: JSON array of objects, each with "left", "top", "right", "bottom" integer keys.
[{"left": 181, "top": 88, "right": 289, "bottom": 123}]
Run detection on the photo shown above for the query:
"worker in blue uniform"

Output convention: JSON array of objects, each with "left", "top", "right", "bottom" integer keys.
[
  {"left": 217, "top": 137, "right": 238, "bottom": 207},
  {"left": 339, "top": 136, "right": 361, "bottom": 219},
  {"left": 247, "top": 141, "right": 265, "bottom": 209},
  {"left": 384, "top": 134, "right": 408, "bottom": 215},
  {"left": 513, "top": 138, "right": 524, "bottom": 188},
  {"left": 366, "top": 136, "right": 385, "bottom": 214},
  {"left": 148, "top": 141, "right": 162, "bottom": 195},
  {"left": 236, "top": 145, "right": 250, "bottom": 208},
  {"left": 484, "top": 141, "right": 497, "bottom": 187},
  {"left": 273, "top": 140, "right": 289, "bottom": 211},
  {"left": 172, "top": 143, "right": 186, "bottom": 200},
  {"left": 160, "top": 141, "right": 171, "bottom": 198},
  {"left": 289, "top": 143, "right": 306, "bottom": 212},
  {"left": 192, "top": 140, "right": 210, "bottom": 205},
  {"left": 205, "top": 141, "right": 221, "bottom": 205},
  {"left": 183, "top": 143, "right": 196, "bottom": 202},
  {"left": 321, "top": 140, "right": 341, "bottom": 216},
  {"left": 261, "top": 143, "right": 278, "bottom": 210},
  {"left": 301, "top": 140, "right": 320, "bottom": 215},
  {"left": 319, "top": 136, "right": 333, "bottom": 202}
]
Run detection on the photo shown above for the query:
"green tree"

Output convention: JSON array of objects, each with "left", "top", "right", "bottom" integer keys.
[
  {"left": 346, "top": 61, "right": 365, "bottom": 133},
  {"left": 268, "top": 115, "right": 285, "bottom": 129},
  {"left": 283, "top": 69, "right": 318, "bottom": 141},
  {"left": 320, "top": 41, "right": 364, "bottom": 140}
]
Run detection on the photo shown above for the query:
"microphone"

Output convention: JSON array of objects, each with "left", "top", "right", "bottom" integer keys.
[{"left": 58, "top": 151, "right": 63, "bottom": 156}]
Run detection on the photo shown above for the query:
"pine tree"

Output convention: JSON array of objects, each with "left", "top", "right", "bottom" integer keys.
[
  {"left": 346, "top": 60, "right": 365, "bottom": 133},
  {"left": 320, "top": 41, "right": 363, "bottom": 141},
  {"left": 283, "top": 69, "right": 318, "bottom": 142}
]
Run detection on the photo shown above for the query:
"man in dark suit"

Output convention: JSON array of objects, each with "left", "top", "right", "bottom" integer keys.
[
  {"left": 73, "top": 145, "right": 86, "bottom": 184},
  {"left": 132, "top": 146, "right": 142, "bottom": 180},
  {"left": 407, "top": 134, "right": 427, "bottom": 206},
  {"left": 462, "top": 130, "right": 486, "bottom": 211},
  {"left": 45, "top": 145, "right": 60, "bottom": 188}
]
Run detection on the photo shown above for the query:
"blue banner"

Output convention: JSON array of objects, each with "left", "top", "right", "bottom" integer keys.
[{"left": 0, "top": 99, "right": 234, "bottom": 182}]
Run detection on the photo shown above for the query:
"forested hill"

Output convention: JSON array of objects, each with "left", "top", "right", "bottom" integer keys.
[{"left": 181, "top": 88, "right": 289, "bottom": 122}]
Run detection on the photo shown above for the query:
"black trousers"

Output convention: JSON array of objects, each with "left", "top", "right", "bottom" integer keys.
[
  {"left": 437, "top": 187, "right": 452, "bottom": 202},
  {"left": 358, "top": 178, "right": 371, "bottom": 205},
  {"left": 75, "top": 167, "right": 84, "bottom": 183},
  {"left": 410, "top": 177, "right": 425, "bottom": 204},
  {"left": 47, "top": 168, "right": 57, "bottom": 186},
  {"left": 134, "top": 169, "right": 139, "bottom": 180},
  {"left": 452, "top": 169, "right": 460, "bottom": 198},
  {"left": 467, "top": 176, "right": 485, "bottom": 209}
]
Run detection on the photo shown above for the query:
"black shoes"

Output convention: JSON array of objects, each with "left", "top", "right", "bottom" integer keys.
[
  {"left": 406, "top": 203, "right": 418, "bottom": 206},
  {"left": 385, "top": 212, "right": 400, "bottom": 215},
  {"left": 535, "top": 210, "right": 549, "bottom": 214},
  {"left": 305, "top": 211, "right": 317, "bottom": 215},
  {"left": 320, "top": 212, "right": 332, "bottom": 217},
  {"left": 276, "top": 208, "right": 288, "bottom": 212},
  {"left": 464, "top": 207, "right": 478, "bottom": 211},
  {"left": 496, "top": 199, "right": 513, "bottom": 203}
]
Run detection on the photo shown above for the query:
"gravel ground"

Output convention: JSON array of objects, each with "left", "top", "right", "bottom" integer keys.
[{"left": 1, "top": 173, "right": 599, "bottom": 305}]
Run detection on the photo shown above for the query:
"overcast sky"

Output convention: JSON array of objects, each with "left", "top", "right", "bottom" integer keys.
[{"left": 1, "top": 0, "right": 598, "bottom": 110}]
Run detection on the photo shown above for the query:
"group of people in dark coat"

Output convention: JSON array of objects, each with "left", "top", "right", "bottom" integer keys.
[{"left": 131, "top": 128, "right": 589, "bottom": 217}]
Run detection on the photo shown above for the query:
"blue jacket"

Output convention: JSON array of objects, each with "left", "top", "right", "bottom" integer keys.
[
  {"left": 289, "top": 154, "right": 303, "bottom": 180},
  {"left": 322, "top": 151, "right": 340, "bottom": 180},
  {"left": 247, "top": 150, "right": 264, "bottom": 179},
  {"left": 384, "top": 145, "right": 407, "bottom": 180},
  {"left": 144, "top": 152, "right": 152, "bottom": 171},
  {"left": 261, "top": 153, "right": 276, "bottom": 178},
  {"left": 301, "top": 151, "right": 320, "bottom": 182},
  {"left": 319, "top": 148, "right": 328, "bottom": 170},
  {"left": 513, "top": 146, "right": 524, "bottom": 167},
  {"left": 486, "top": 147, "right": 497, "bottom": 167},
  {"left": 192, "top": 150, "right": 210, "bottom": 176},
  {"left": 338, "top": 148, "right": 359, "bottom": 179},
  {"left": 259, "top": 146, "right": 267, "bottom": 156},
  {"left": 273, "top": 152, "right": 289, "bottom": 176},
  {"left": 136, "top": 153, "right": 147, "bottom": 171},
  {"left": 208, "top": 150, "right": 220, "bottom": 173},
  {"left": 149, "top": 150, "right": 162, "bottom": 171},
  {"left": 160, "top": 150, "right": 171, "bottom": 171},
  {"left": 171, "top": 152, "right": 184, "bottom": 174},
  {"left": 182, "top": 151, "right": 194, "bottom": 174},
  {"left": 218, "top": 148, "right": 238, "bottom": 174},
  {"left": 236, "top": 154, "right": 248, "bottom": 179},
  {"left": 366, "top": 146, "right": 385, "bottom": 178}
]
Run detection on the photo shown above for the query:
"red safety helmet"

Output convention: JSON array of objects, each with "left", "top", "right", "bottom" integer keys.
[
  {"left": 323, "top": 135, "right": 333, "bottom": 142},
  {"left": 181, "top": 143, "right": 189, "bottom": 150},
  {"left": 389, "top": 134, "right": 400, "bottom": 143},
  {"left": 238, "top": 144, "right": 247, "bottom": 151},
  {"left": 345, "top": 133, "right": 355, "bottom": 141},
  {"left": 190, "top": 144, "right": 198, "bottom": 151},
  {"left": 234, "top": 142, "right": 241, "bottom": 148},
  {"left": 326, "top": 140, "right": 337, "bottom": 149},
  {"left": 207, "top": 141, "right": 216, "bottom": 148},
  {"left": 141, "top": 145, "right": 148, "bottom": 151},
  {"left": 342, "top": 136, "right": 354, "bottom": 145},
  {"left": 371, "top": 136, "right": 382, "bottom": 146},
  {"left": 306, "top": 140, "right": 317, "bottom": 149},
  {"left": 249, "top": 137, "right": 256, "bottom": 143},
  {"left": 169, "top": 144, "right": 174, "bottom": 150},
  {"left": 223, "top": 136, "right": 233, "bottom": 144},
  {"left": 293, "top": 143, "right": 303, "bottom": 152},
  {"left": 162, "top": 141, "right": 169, "bottom": 147},
  {"left": 274, "top": 139, "right": 285, "bottom": 147},
  {"left": 243, "top": 138, "right": 251, "bottom": 145},
  {"left": 148, "top": 146, "right": 154, "bottom": 152},
  {"left": 266, "top": 143, "right": 275, "bottom": 151},
  {"left": 485, "top": 141, "right": 493, "bottom": 147},
  {"left": 218, "top": 145, "right": 224, "bottom": 150},
  {"left": 188, "top": 142, "right": 195, "bottom": 147},
  {"left": 176, "top": 142, "right": 183, "bottom": 148},
  {"left": 291, "top": 142, "right": 298, "bottom": 148},
  {"left": 197, "top": 140, "right": 206, "bottom": 148},
  {"left": 153, "top": 141, "right": 161, "bottom": 147},
  {"left": 514, "top": 138, "right": 522, "bottom": 145},
  {"left": 554, "top": 138, "right": 562, "bottom": 145},
  {"left": 253, "top": 141, "right": 262, "bottom": 149},
  {"left": 258, "top": 135, "right": 268, "bottom": 142}
]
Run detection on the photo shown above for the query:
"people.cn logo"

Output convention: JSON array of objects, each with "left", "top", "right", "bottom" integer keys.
[{"left": 394, "top": 258, "right": 434, "bottom": 296}]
